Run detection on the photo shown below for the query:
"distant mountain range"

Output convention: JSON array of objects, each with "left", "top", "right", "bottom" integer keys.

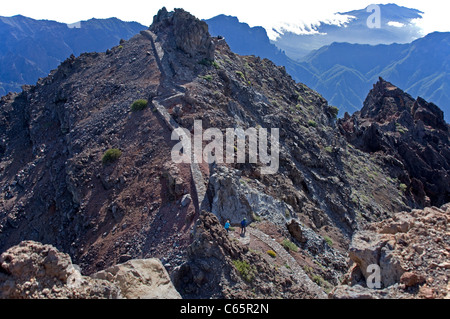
[
  {"left": 297, "top": 32, "right": 450, "bottom": 119},
  {"left": 0, "top": 15, "right": 146, "bottom": 96},
  {"left": 271, "top": 3, "right": 425, "bottom": 61},
  {"left": 206, "top": 14, "right": 450, "bottom": 122}
]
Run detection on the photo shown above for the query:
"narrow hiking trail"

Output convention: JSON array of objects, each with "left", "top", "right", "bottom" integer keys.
[{"left": 231, "top": 226, "right": 327, "bottom": 298}]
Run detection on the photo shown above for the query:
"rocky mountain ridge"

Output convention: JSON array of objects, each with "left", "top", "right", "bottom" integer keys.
[{"left": 0, "top": 8, "right": 448, "bottom": 299}]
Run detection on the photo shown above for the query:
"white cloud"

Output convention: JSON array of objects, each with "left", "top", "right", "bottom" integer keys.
[
  {"left": 266, "top": 13, "right": 356, "bottom": 40},
  {"left": 387, "top": 21, "right": 405, "bottom": 28}
]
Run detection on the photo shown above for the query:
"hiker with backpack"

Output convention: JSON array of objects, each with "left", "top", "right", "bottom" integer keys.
[{"left": 225, "top": 220, "right": 230, "bottom": 234}]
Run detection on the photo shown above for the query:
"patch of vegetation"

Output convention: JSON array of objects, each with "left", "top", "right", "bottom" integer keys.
[
  {"left": 312, "top": 274, "right": 324, "bottom": 285},
  {"left": 236, "top": 71, "right": 246, "bottom": 81},
  {"left": 323, "top": 236, "right": 333, "bottom": 247},
  {"left": 102, "top": 149, "right": 122, "bottom": 164},
  {"left": 267, "top": 250, "right": 277, "bottom": 258},
  {"left": 324, "top": 146, "right": 333, "bottom": 153},
  {"left": 282, "top": 238, "right": 299, "bottom": 252},
  {"left": 199, "top": 75, "right": 213, "bottom": 82},
  {"left": 395, "top": 123, "right": 409, "bottom": 134},
  {"left": 399, "top": 183, "right": 408, "bottom": 193},
  {"left": 131, "top": 99, "right": 148, "bottom": 111},
  {"left": 312, "top": 273, "right": 333, "bottom": 293},
  {"left": 232, "top": 259, "right": 256, "bottom": 283},
  {"left": 308, "top": 120, "right": 318, "bottom": 128}
]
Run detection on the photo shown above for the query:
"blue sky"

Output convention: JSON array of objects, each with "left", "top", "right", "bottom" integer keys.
[{"left": 2, "top": 0, "right": 449, "bottom": 39}]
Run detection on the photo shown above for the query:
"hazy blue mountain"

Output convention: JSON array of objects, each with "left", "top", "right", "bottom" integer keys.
[
  {"left": 0, "top": 15, "right": 146, "bottom": 96},
  {"left": 272, "top": 3, "right": 424, "bottom": 61},
  {"left": 205, "top": 14, "right": 449, "bottom": 122},
  {"left": 299, "top": 32, "right": 450, "bottom": 121}
]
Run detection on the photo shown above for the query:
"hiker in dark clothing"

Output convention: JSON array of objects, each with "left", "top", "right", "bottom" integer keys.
[{"left": 240, "top": 218, "right": 247, "bottom": 236}]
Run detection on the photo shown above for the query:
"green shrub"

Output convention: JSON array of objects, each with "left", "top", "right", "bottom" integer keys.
[
  {"left": 395, "top": 123, "right": 409, "bottom": 134},
  {"left": 308, "top": 120, "right": 318, "bottom": 128},
  {"left": 312, "top": 274, "right": 324, "bottom": 285},
  {"left": 267, "top": 250, "right": 277, "bottom": 258},
  {"left": 399, "top": 183, "right": 408, "bottom": 193},
  {"left": 131, "top": 99, "right": 148, "bottom": 111},
  {"left": 236, "top": 71, "right": 246, "bottom": 80},
  {"left": 102, "top": 149, "right": 122, "bottom": 164},
  {"left": 282, "top": 238, "right": 299, "bottom": 252},
  {"left": 212, "top": 61, "right": 220, "bottom": 69},
  {"left": 324, "top": 236, "right": 333, "bottom": 247},
  {"left": 200, "top": 75, "right": 213, "bottom": 82},
  {"left": 232, "top": 260, "right": 256, "bottom": 282}
]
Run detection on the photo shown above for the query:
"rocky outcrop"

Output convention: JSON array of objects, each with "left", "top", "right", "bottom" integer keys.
[
  {"left": 330, "top": 204, "right": 450, "bottom": 299},
  {"left": 208, "top": 166, "right": 295, "bottom": 226},
  {"left": 150, "top": 7, "right": 215, "bottom": 61},
  {"left": 339, "top": 78, "right": 450, "bottom": 207},
  {"left": 0, "top": 241, "right": 180, "bottom": 299},
  {"left": 92, "top": 259, "right": 181, "bottom": 299},
  {"left": 0, "top": 241, "right": 120, "bottom": 299}
]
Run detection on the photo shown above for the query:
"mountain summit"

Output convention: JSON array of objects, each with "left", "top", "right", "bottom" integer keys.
[{"left": 339, "top": 78, "right": 449, "bottom": 206}]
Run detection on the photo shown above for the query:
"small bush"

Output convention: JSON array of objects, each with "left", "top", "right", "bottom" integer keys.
[
  {"left": 212, "top": 61, "right": 220, "bottom": 69},
  {"left": 282, "top": 238, "right": 299, "bottom": 252},
  {"left": 308, "top": 120, "right": 318, "bottom": 128},
  {"left": 324, "top": 236, "right": 333, "bottom": 247},
  {"left": 131, "top": 99, "right": 148, "bottom": 111},
  {"left": 102, "top": 149, "right": 122, "bottom": 164},
  {"left": 395, "top": 123, "right": 408, "bottom": 134},
  {"left": 232, "top": 260, "right": 256, "bottom": 282},
  {"left": 200, "top": 75, "right": 213, "bottom": 82},
  {"left": 399, "top": 183, "right": 408, "bottom": 193},
  {"left": 236, "top": 71, "right": 246, "bottom": 80},
  {"left": 267, "top": 250, "right": 277, "bottom": 258}
]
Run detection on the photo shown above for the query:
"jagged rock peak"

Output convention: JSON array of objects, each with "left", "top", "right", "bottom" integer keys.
[
  {"left": 150, "top": 7, "right": 215, "bottom": 60},
  {"left": 360, "top": 77, "right": 415, "bottom": 120},
  {"left": 361, "top": 77, "right": 447, "bottom": 129}
]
